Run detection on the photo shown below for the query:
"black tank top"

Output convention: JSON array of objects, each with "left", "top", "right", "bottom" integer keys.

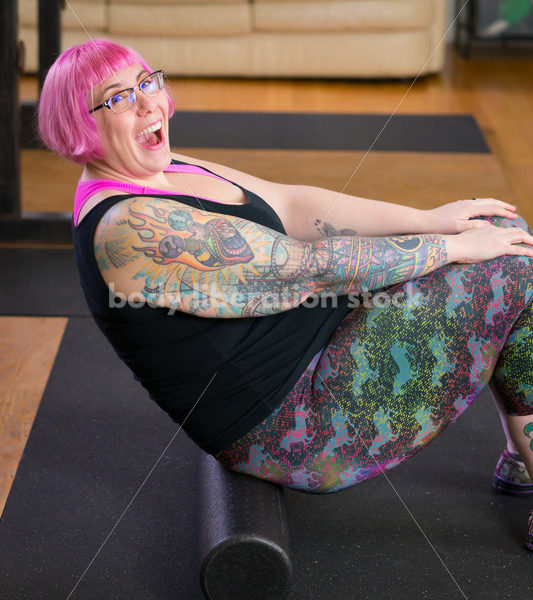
[{"left": 72, "top": 160, "right": 352, "bottom": 455}]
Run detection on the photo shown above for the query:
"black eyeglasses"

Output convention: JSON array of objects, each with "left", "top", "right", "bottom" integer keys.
[{"left": 89, "top": 70, "right": 165, "bottom": 114}]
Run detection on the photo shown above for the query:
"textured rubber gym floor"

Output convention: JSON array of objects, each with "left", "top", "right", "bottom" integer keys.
[
  {"left": 0, "top": 309, "right": 531, "bottom": 599},
  {"left": 1, "top": 114, "right": 531, "bottom": 599}
]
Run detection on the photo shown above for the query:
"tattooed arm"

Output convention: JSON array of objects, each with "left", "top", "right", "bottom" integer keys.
[
  {"left": 94, "top": 196, "right": 449, "bottom": 318},
  {"left": 169, "top": 152, "right": 519, "bottom": 242},
  {"left": 169, "top": 151, "right": 425, "bottom": 241},
  {"left": 287, "top": 185, "right": 426, "bottom": 241}
]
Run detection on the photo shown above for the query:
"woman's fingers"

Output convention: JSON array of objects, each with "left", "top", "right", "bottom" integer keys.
[
  {"left": 467, "top": 197, "right": 518, "bottom": 219},
  {"left": 506, "top": 244, "right": 533, "bottom": 257},
  {"left": 502, "top": 227, "right": 533, "bottom": 241},
  {"left": 497, "top": 227, "right": 533, "bottom": 256},
  {"left": 466, "top": 219, "right": 491, "bottom": 229},
  {"left": 497, "top": 227, "right": 531, "bottom": 242},
  {"left": 469, "top": 197, "right": 516, "bottom": 210},
  {"left": 450, "top": 224, "right": 533, "bottom": 263}
]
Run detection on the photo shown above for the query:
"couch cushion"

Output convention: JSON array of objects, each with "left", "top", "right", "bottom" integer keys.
[
  {"left": 108, "top": 2, "right": 251, "bottom": 36},
  {"left": 253, "top": 0, "right": 355, "bottom": 2},
  {"left": 249, "top": 30, "right": 440, "bottom": 76},
  {"left": 109, "top": 34, "right": 251, "bottom": 76},
  {"left": 111, "top": 0, "right": 245, "bottom": 4},
  {"left": 18, "top": 0, "right": 107, "bottom": 30},
  {"left": 18, "top": 26, "right": 107, "bottom": 73},
  {"left": 253, "top": 0, "right": 433, "bottom": 31},
  {"left": 18, "top": 0, "right": 37, "bottom": 27}
]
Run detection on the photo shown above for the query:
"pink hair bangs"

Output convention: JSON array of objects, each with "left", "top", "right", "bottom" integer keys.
[{"left": 38, "top": 39, "right": 175, "bottom": 165}]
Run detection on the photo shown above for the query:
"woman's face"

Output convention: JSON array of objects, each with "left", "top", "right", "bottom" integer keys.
[{"left": 89, "top": 63, "right": 171, "bottom": 178}]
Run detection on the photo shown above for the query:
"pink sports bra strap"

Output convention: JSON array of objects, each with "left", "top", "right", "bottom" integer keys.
[
  {"left": 164, "top": 163, "right": 228, "bottom": 182},
  {"left": 73, "top": 161, "right": 233, "bottom": 227}
]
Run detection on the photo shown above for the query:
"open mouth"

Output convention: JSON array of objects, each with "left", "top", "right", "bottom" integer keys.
[{"left": 135, "top": 120, "right": 164, "bottom": 149}]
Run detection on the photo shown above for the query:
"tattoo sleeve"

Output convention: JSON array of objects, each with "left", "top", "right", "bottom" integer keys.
[
  {"left": 314, "top": 234, "right": 448, "bottom": 294},
  {"left": 94, "top": 197, "right": 448, "bottom": 318}
]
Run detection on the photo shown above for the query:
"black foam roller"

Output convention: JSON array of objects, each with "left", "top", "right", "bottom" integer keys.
[{"left": 198, "top": 453, "right": 293, "bottom": 600}]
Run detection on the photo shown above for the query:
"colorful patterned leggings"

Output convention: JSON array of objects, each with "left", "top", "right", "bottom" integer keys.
[{"left": 214, "top": 213, "right": 533, "bottom": 493}]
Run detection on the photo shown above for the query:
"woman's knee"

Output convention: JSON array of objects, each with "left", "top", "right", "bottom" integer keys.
[
  {"left": 483, "top": 212, "right": 531, "bottom": 233},
  {"left": 288, "top": 475, "right": 348, "bottom": 494}
]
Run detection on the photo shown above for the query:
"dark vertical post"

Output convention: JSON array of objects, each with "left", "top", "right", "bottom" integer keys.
[
  {"left": 0, "top": 0, "right": 20, "bottom": 217},
  {"left": 38, "top": 0, "right": 62, "bottom": 93},
  {"left": 454, "top": 0, "right": 472, "bottom": 59},
  {"left": 465, "top": 0, "right": 476, "bottom": 59}
]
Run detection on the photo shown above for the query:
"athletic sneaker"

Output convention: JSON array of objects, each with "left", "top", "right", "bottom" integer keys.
[
  {"left": 493, "top": 449, "right": 533, "bottom": 496},
  {"left": 526, "top": 510, "right": 533, "bottom": 551}
]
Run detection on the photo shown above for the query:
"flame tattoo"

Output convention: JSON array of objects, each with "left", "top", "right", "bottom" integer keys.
[{"left": 129, "top": 204, "right": 254, "bottom": 270}]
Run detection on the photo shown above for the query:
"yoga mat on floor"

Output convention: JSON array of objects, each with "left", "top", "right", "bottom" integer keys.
[
  {"left": 0, "top": 248, "right": 87, "bottom": 316},
  {"left": 0, "top": 317, "right": 205, "bottom": 598},
  {"left": 168, "top": 112, "right": 490, "bottom": 153},
  {"left": 0, "top": 317, "right": 532, "bottom": 599},
  {"left": 21, "top": 107, "right": 490, "bottom": 153}
]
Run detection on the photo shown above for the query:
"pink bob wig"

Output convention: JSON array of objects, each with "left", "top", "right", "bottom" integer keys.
[{"left": 38, "top": 39, "right": 175, "bottom": 165}]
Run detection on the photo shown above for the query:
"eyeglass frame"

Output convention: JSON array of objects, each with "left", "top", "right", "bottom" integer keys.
[{"left": 88, "top": 70, "right": 165, "bottom": 115}]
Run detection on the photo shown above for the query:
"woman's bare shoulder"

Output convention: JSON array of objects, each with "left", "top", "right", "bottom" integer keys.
[
  {"left": 169, "top": 151, "right": 291, "bottom": 202},
  {"left": 169, "top": 150, "right": 235, "bottom": 177}
]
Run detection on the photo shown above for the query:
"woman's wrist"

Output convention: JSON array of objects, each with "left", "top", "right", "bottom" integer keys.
[
  {"left": 417, "top": 208, "right": 439, "bottom": 234},
  {"left": 441, "top": 234, "right": 457, "bottom": 264},
  {"left": 394, "top": 206, "right": 430, "bottom": 235}
]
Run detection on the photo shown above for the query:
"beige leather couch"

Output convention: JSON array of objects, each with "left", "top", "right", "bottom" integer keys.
[{"left": 18, "top": 0, "right": 448, "bottom": 78}]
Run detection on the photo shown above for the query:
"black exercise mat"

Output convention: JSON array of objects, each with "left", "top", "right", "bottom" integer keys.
[
  {"left": 284, "top": 400, "right": 533, "bottom": 600},
  {"left": 168, "top": 112, "right": 490, "bottom": 153},
  {"left": 1, "top": 317, "right": 531, "bottom": 599},
  {"left": 22, "top": 106, "right": 489, "bottom": 153},
  {"left": 0, "top": 248, "right": 87, "bottom": 316},
  {"left": 5, "top": 109, "right": 527, "bottom": 598},
  {"left": 0, "top": 317, "right": 206, "bottom": 599}
]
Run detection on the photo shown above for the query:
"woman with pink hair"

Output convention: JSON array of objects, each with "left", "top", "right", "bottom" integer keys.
[{"left": 39, "top": 39, "right": 533, "bottom": 550}]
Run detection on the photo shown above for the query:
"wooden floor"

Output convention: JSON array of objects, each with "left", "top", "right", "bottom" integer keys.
[{"left": 2, "top": 44, "right": 533, "bottom": 517}]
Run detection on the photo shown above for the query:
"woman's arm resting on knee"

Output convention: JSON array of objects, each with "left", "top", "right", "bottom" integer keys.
[
  {"left": 94, "top": 196, "right": 450, "bottom": 318},
  {"left": 285, "top": 189, "right": 520, "bottom": 240},
  {"left": 285, "top": 185, "right": 427, "bottom": 240},
  {"left": 169, "top": 151, "right": 425, "bottom": 240},
  {"left": 169, "top": 152, "right": 518, "bottom": 240}
]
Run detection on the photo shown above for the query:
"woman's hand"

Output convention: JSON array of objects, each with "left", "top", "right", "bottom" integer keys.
[
  {"left": 424, "top": 198, "right": 518, "bottom": 234},
  {"left": 444, "top": 225, "right": 533, "bottom": 264}
]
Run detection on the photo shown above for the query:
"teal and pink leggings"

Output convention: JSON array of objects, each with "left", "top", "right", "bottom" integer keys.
[{"left": 214, "top": 213, "right": 533, "bottom": 493}]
